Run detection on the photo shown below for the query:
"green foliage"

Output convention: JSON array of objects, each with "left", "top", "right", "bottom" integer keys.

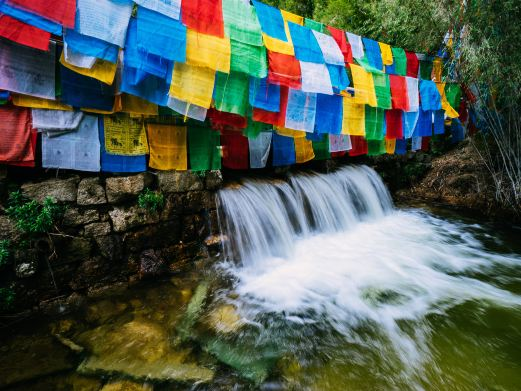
[
  {"left": 138, "top": 188, "right": 165, "bottom": 214},
  {"left": 5, "top": 191, "right": 65, "bottom": 235},
  {"left": 0, "top": 240, "right": 9, "bottom": 267},
  {"left": 0, "top": 287, "right": 15, "bottom": 311}
]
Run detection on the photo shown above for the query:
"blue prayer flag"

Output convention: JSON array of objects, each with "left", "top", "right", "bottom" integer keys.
[
  {"left": 433, "top": 110, "right": 445, "bottom": 135},
  {"left": 272, "top": 133, "right": 296, "bottom": 166},
  {"left": 315, "top": 94, "right": 342, "bottom": 134},
  {"left": 413, "top": 109, "right": 433, "bottom": 137},
  {"left": 0, "top": 0, "right": 62, "bottom": 35},
  {"left": 288, "top": 22, "right": 324, "bottom": 63},
  {"left": 64, "top": 29, "right": 119, "bottom": 64},
  {"left": 362, "top": 38, "right": 383, "bottom": 71},
  {"left": 419, "top": 80, "right": 442, "bottom": 111},
  {"left": 249, "top": 77, "right": 280, "bottom": 112},
  {"left": 395, "top": 139, "right": 407, "bottom": 155},
  {"left": 252, "top": 0, "right": 287, "bottom": 42},
  {"left": 326, "top": 64, "right": 350, "bottom": 92}
]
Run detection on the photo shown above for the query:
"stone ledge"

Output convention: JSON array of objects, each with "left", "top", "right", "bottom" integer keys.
[
  {"left": 158, "top": 172, "right": 204, "bottom": 193},
  {"left": 21, "top": 176, "right": 80, "bottom": 203}
]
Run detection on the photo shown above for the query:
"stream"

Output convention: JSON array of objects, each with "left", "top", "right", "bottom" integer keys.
[{"left": 1, "top": 166, "right": 521, "bottom": 390}]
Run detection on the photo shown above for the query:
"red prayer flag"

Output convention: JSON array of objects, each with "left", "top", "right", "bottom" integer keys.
[
  {"left": 0, "top": 14, "right": 50, "bottom": 51},
  {"left": 0, "top": 105, "right": 34, "bottom": 165},
  {"left": 327, "top": 26, "right": 353, "bottom": 64},
  {"left": 8, "top": 0, "right": 76, "bottom": 28},
  {"left": 348, "top": 136, "right": 368, "bottom": 157},
  {"left": 268, "top": 51, "right": 302, "bottom": 89},
  {"left": 385, "top": 109, "right": 404, "bottom": 140},
  {"left": 11, "top": 129, "right": 37, "bottom": 167},
  {"left": 221, "top": 130, "right": 249, "bottom": 169},
  {"left": 182, "top": 0, "right": 224, "bottom": 38},
  {"left": 331, "top": 151, "right": 347, "bottom": 158},
  {"left": 421, "top": 136, "right": 430, "bottom": 151},
  {"left": 389, "top": 75, "right": 409, "bottom": 111},
  {"left": 405, "top": 51, "right": 419, "bottom": 78},
  {"left": 209, "top": 109, "right": 247, "bottom": 130},
  {"left": 252, "top": 86, "right": 288, "bottom": 127}
]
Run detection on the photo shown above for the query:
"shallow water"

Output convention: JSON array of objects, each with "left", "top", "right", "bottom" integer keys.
[{"left": 2, "top": 167, "right": 521, "bottom": 390}]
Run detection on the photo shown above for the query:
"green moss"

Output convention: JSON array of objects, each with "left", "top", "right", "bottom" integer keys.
[
  {"left": 0, "top": 287, "right": 15, "bottom": 311},
  {"left": 0, "top": 240, "right": 9, "bottom": 268},
  {"left": 138, "top": 188, "right": 165, "bottom": 214}
]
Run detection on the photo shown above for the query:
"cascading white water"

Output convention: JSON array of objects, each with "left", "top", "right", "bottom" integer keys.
[{"left": 216, "top": 165, "right": 521, "bottom": 384}]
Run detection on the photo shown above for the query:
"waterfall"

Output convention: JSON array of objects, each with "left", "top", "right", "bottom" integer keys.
[{"left": 217, "top": 165, "right": 393, "bottom": 265}]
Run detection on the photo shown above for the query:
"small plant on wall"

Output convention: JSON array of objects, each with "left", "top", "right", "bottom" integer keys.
[
  {"left": 138, "top": 188, "right": 165, "bottom": 214},
  {"left": 0, "top": 240, "right": 9, "bottom": 268}
]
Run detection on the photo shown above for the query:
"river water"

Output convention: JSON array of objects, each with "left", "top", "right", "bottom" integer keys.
[{"left": 2, "top": 166, "right": 521, "bottom": 390}]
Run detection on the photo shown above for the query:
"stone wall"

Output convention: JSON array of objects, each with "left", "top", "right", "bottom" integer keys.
[{"left": 0, "top": 170, "right": 223, "bottom": 314}]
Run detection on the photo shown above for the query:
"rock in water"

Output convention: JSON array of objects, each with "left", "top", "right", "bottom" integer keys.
[{"left": 206, "top": 304, "right": 244, "bottom": 334}]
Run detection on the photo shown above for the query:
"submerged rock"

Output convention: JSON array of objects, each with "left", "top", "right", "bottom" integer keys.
[
  {"left": 206, "top": 304, "right": 244, "bottom": 334},
  {"left": 100, "top": 380, "right": 152, "bottom": 391},
  {"left": 0, "top": 334, "right": 75, "bottom": 388},
  {"left": 176, "top": 282, "right": 209, "bottom": 343},
  {"left": 76, "top": 319, "right": 214, "bottom": 383}
]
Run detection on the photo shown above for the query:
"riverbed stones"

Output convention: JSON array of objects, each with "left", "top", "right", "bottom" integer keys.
[
  {"left": 77, "top": 178, "right": 107, "bottom": 205},
  {"left": 76, "top": 319, "right": 214, "bottom": 383},
  {"left": 21, "top": 176, "right": 79, "bottom": 202},
  {"left": 106, "top": 173, "right": 152, "bottom": 204},
  {"left": 101, "top": 380, "right": 152, "bottom": 391},
  {"left": 158, "top": 171, "right": 204, "bottom": 193},
  {"left": 207, "top": 304, "right": 243, "bottom": 334}
]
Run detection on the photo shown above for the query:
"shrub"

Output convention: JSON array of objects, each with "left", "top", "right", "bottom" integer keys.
[
  {"left": 6, "top": 191, "right": 65, "bottom": 235},
  {"left": 0, "top": 240, "right": 9, "bottom": 267},
  {"left": 138, "top": 188, "right": 165, "bottom": 214},
  {"left": 0, "top": 287, "right": 15, "bottom": 311}
]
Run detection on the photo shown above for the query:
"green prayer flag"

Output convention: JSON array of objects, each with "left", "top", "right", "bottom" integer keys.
[
  {"left": 367, "top": 139, "right": 386, "bottom": 156},
  {"left": 312, "top": 134, "right": 331, "bottom": 160},
  {"left": 188, "top": 126, "right": 221, "bottom": 171},
  {"left": 445, "top": 84, "right": 462, "bottom": 111},
  {"left": 243, "top": 111, "right": 271, "bottom": 139},
  {"left": 391, "top": 47, "right": 407, "bottom": 76},
  {"left": 304, "top": 18, "right": 325, "bottom": 33},
  {"left": 420, "top": 60, "right": 433, "bottom": 80},
  {"left": 230, "top": 40, "right": 268, "bottom": 78},
  {"left": 223, "top": 0, "right": 263, "bottom": 46},
  {"left": 214, "top": 71, "right": 250, "bottom": 117},
  {"left": 372, "top": 73, "right": 392, "bottom": 109},
  {"left": 365, "top": 106, "right": 385, "bottom": 140}
]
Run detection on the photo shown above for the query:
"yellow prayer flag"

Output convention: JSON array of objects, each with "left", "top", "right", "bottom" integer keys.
[
  {"left": 12, "top": 94, "right": 72, "bottom": 110},
  {"left": 121, "top": 94, "right": 158, "bottom": 116},
  {"left": 281, "top": 10, "right": 304, "bottom": 25},
  {"left": 275, "top": 126, "right": 306, "bottom": 138},
  {"left": 349, "top": 64, "right": 377, "bottom": 107},
  {"left": 59, "top": 52, "right": 117, "bottom": 85},
  {"left": 104, "top": 114, "right": 149, "bottom": 156},
  {"left": 342, "top": 97, "right": 365, "bottom": 136},
  {"left": 432, "top": 57, "right": 443, "bottom": 82},
  {"left": 385, "top": 138, "right": 396, "bottom": 154},
  {"left": 294, "top": 137, "right": 315, "bottom": 163},
  {"left": 186, "top": 29, "right": 231, "bottom": 73},
  {"left": 378, "top": 42, "right": 393, "bottom": 66},
  {"left": 261, "top": 9, "right": 302, "bottom": 56},
  {"left": 436, "top": 82, "right": 459, "bottom": 118},
  {"left": 147, "top": 124, "right": 187, "bottom": 171},
  {"left": 169, "top": 63, "right": 216, "bottom": 109}
]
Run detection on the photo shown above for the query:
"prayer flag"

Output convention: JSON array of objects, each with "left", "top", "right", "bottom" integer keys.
[
  {"left": 213, "top": 71, "right": 250, "bottom": 116},
  {"left": 249, "top": 77, "right": 281, "bottom": 112},
  {"left": 379, "top": 42, "right": 393, "bottom": 66},
  {"left": 288, "top": 22, "right": 324, "bottom": 63},
  {"left": 185, "top": 29, "right": 231, "bottom": 73},
  {"left": 315, "top": 94, "right": 343, "bottom": 134},
  {"left": 0, "top": 105, "right": 34, "bottom": 164},
  {"left": 248, "top": 131, "right": 272, "bottom": 168},
  {"left": 169, "top": 63, "right": 216, "bottom": 109},
  {"left": 268, "top": 51, "right": 301, "bottom": 89},
  {"left": 329, "top": 134, "right": 351, "bottom": 152},
  {"left": 221, "top": 130, "right": 248, "bottom": 169},
  {"left": 64, "top": 29, "right": 119, "bottom": 63},
  {"left": 134, "top": 0, "right": 181, "bottom": 20},
  {"left": 103, "top": 115, "right": 148, "bottom": 156},
  {"left": 182, "top": 0, "right": 224, "bottom": 38},
  {"left": 385, "top": 109, "right": 403, "bottom": 139},
  {"left": 348, "top": 135, "right": 368, "bottom": 156},
  {"left": 147, "top": 124, "right": 187, "bottom": 170},
  {"left": 389, "top": 75, "right": 409, "bottom": 111},
  {"left": 8, "top": 0, "right": 75, "bottom": 28},
  {"left": 272, "top": 132, "right": 295, "bottom": 166},
  {"left": 362, "top": 38, "right": 383, "bottom": 71},
  {"left": 420, "top": 80, "right": 442, "bottom": 111},
  {"left": 405, "top": 51, "right": 419, "bottom": 77},
  {"left": 188, "top": 126, "right": 221, "bottom": 171},
  {"left": 285, "top": 88, "right": 317, "bottom": 133},
  {"left": 294, "top": 137, "right": 315, "bottom": 163},
  {"left": 328, "top": 26, "right": 352, "bottom": 64},
  {"left": 0, "top": 0, "right": 61, "bottom": 34},
  {"left": 342, "top": 97, "right": 365, "bottom": 136},
  {"left": 0, "top": 13, "right": 50, "bottom": 50},
  {"left": 346, "top": 32, "right": 364, "bottom": 59},
  {"left": 300, "top": 61, "right": 333, "bottom": 95}
]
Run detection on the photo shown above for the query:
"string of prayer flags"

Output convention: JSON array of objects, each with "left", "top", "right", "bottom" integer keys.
[
  {"left": 385, "top": 109, "right": 404, "bottom": 139},
  {"left": 268, "top": 51, "right": 301, "bottom": 89},
  {"left": 76, "top": 0, "right": 133, "bottom": 48},
  {"left": 285, "top": 88, "right": 317, "bottom": 132},
  {"left": 0, "top": 0, "right": 62, "bottom": 35},
  {"left": 169, "top": 62, "right": 216, "bottom": 109},
  {"left": 188, "top": 126, "right": 221, "bottom": 171},
  {"left": 185, "top": 29, "right": 231, "bottom": 73},
  {"left": 182, "top": 0, "right": 224, "bottom": 38},
  {"left": 0, "top": 105, "right": 34, "bottom": 165},
  {"left": 249, "top": 78, "right": 280, "bottom": 112},
  {"left": 0, "top": 39, "right": 55, "bottom": 99},
  {"left": 362, "top": 38, "right": 384, "bottom": 71},
  {"left": 346, "top": 32, "right": 364, "bottom": 59},
  {"left": 329, "top": 134, "right": 352, "bottom": 153},
  {"left": 213, "top": 71, "right": 250, "bottom": 116},
  {"left": 294, "top": 137, "right": 315, "bottom": 163},
  {"left": 221, "top": 130, "right": 249, "bottom": 169},
  {"left": 147, "top": 124, "right": 187, "bottom": 170},
  {"left": 64, "top": 29, "right": 119, "bottom": 64},
  {"left": 136, "top": 6, "right": 187, "bottom": 63},
  {"left": 42, "top": 115, "right": 101, "bottom": 172},
  {"left": 248, "top": 131, "right": 272, "bottom": 168},
  {"left": 315, "top": 94, "right": 343, "bottom": 135},
  {"left": 389, "top": 75, "right": 409, "bottom": 111},
  {"left": 272, "top": 132, "right": 296, "bottom": 166},
  {"left": 420, "top": 80, "right": 442, "bottom": 111},
  {"left": 134, "top": 0, "right": 181, "bottom": 21},
  {"left": 405, "top": 51, "right": 419, "bottom": 78},
  {"left": 99, "top": 116, "right": 146, "bottom": 173},
  {"left": 0, "top": 13, "right": 50, "bottom": 50},
  {"left": 8, "top": 0, "right": 75, "bottom": 28},
  {"left": 103, "top": 115, "right": 148, "bottom": 156}
]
